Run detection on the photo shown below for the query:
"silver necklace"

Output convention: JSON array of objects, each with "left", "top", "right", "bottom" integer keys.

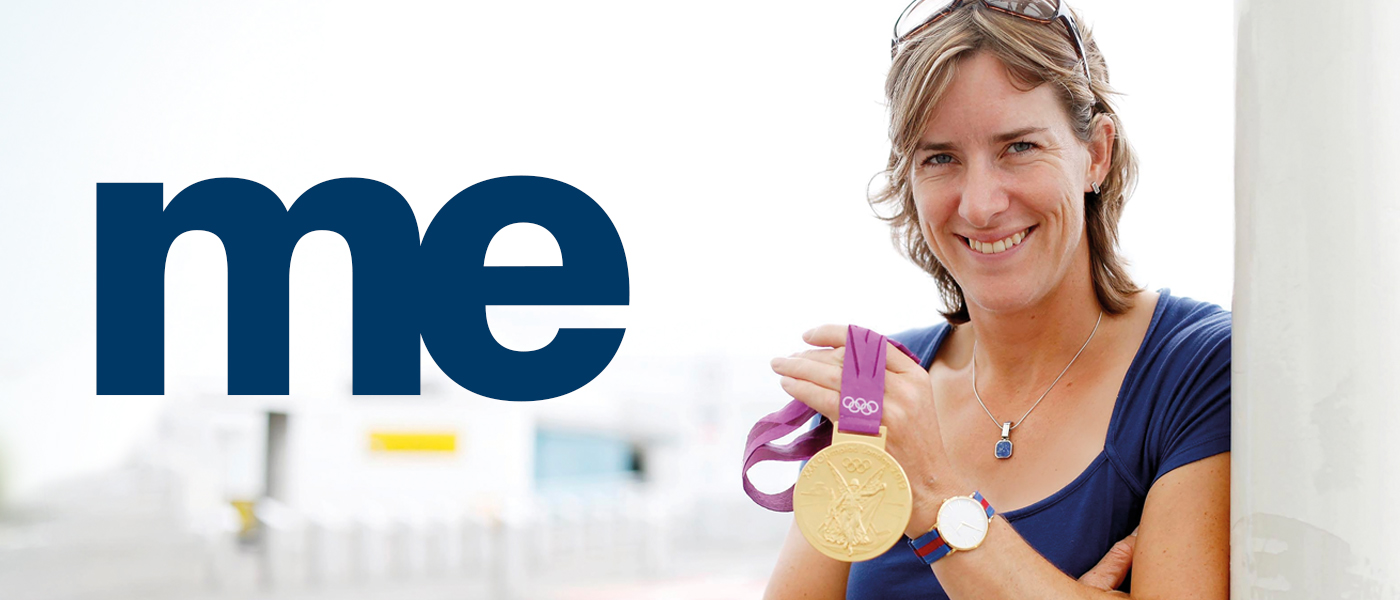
[{"left": 971, "top": 311, "right": 1103, "bottom": 460}]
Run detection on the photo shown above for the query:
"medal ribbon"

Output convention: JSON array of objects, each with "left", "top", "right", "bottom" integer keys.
[
  {"left": 741, "top": 325, "right": 918, "bottom": 512},
  {"left": 838, "top": 326, "right": 890, "bottom": 435}
]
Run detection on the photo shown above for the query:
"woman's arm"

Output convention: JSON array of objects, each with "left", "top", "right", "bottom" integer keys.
[
  {"left": 1126, "top": 452, "right": 1230, "bottom": 595},
  {"left": 764, "top": 516, "right": 1145, "bottom": 600},
  {"left": 763, "top": 520, "right": 851, "bottom": 600},
  {"left": 931, "top": 453, "right": 1229, "bottom": 600}
]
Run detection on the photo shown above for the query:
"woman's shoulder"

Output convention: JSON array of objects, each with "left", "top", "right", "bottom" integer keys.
[
  {"left": 1147, "top": 290, "right": 1232, "bottom": 354},
  {"left": 1127, "top": 290, "right": 1232, "bottom": 386},
  {"left": 1110, "top": 289, "right": 1232, "bottom": 492}
]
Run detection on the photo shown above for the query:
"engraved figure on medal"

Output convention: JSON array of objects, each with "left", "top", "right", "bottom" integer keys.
[{"left": 817, "top": 461, "right": 888, "bottom": 553}]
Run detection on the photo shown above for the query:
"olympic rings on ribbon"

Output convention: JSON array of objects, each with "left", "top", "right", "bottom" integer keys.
[{"left": 842, "top": 396, "right": 878, "bottom": 416}]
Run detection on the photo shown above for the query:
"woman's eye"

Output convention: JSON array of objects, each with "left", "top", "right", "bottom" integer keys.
[
  {"left": 1008, "top": 141, "right": 1037, "bottom": 154},
  {"left": 925, "top": 153, "right": 954, "bottom": 166}
]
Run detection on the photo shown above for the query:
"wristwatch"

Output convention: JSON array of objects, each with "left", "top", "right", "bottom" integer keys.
[{"left": 906, "top": 491, "right": 996, "bottom": 564}]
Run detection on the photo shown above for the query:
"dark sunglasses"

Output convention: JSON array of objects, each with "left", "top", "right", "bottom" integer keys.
[{"left": 891, "top": 0, "right": 1093, "bottom": 91}]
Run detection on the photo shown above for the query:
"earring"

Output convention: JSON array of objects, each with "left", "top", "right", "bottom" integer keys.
[{"left": 1091, "top": 182, "right": 1101, "bottom": 194}]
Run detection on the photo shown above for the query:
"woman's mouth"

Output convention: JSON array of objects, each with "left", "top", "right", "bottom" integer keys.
[{"left": 962, "top": 226, "right": 1034, "bottom": 255}]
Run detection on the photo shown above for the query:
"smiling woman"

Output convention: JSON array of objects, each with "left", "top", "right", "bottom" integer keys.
[
  {"left": 875, "top": 0, "right": 1139, "bottom": 326},
  {"left": 763, "top": 2, "right": 1230, "bottom": 599}
]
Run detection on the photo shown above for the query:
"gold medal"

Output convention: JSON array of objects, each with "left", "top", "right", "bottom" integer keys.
[
  {"left": 793, "top": 421, "right": 912, "bottom": 562},
  {"left": 744, "top": 326, "right": 918, "bottom": 560}
]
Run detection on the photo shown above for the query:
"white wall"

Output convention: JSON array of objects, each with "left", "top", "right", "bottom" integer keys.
[{"left": 1235, "top": 0, "right": 1400, "bottom": 595}]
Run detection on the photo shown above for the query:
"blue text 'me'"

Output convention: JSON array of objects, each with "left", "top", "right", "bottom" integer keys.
[{"left": 96, "top": 176, "right": 628, "bottom": 401}]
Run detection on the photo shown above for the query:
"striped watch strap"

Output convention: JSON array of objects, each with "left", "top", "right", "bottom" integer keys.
[{"left": 907, "top": 491, "right": 994, "bottom": 564}]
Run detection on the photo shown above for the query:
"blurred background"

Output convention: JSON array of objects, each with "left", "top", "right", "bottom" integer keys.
[{"left": 0, "top": 1, "right": 1232, "bottom": 598}]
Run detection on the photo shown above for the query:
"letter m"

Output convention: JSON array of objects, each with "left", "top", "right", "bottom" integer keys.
[{"left": 97, "top": 178, "right": 421, "bottom": 395}]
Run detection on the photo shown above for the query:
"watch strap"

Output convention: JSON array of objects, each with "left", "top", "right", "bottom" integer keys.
[{"left": 907, "top": 491, "right": 994, "bottom": 565}]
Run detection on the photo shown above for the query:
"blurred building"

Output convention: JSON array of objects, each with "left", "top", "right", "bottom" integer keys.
[{"left": 0, "top": 333, "right": 793, "bottom": 600}]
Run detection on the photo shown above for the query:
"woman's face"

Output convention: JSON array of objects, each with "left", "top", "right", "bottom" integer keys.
[{"left": 911, "top": 51, "right": 1106, "bottom": 316}]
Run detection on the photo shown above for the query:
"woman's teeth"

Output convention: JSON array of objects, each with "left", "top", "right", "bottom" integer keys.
[{"left": 967, "top": 229, "right": 1028, "bottom": 254}]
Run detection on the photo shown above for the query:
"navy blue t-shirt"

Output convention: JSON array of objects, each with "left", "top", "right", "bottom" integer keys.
[{"left": 846, "top": 291, "right": 1231, "bottom": 599}]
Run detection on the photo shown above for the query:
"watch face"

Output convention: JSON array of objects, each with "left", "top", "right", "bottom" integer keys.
[{"left": 937, "top": 495, "right": 990, "bottom": 550}]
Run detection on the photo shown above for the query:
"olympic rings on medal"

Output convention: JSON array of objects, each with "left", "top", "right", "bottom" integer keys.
[
  {"left": 841, "top": 457, "right": 872, "bottom": 473},
  {"left": 842, "top": 396, "right": 879, "bottom": 416}
]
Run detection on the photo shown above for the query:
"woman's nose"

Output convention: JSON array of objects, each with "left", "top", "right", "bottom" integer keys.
[{"left": 957, "top": 167, "right": 1010, "bottom": 228}]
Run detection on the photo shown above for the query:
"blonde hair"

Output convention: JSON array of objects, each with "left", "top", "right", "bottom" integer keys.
[{"left": 871, "top": 3, "right": 1140, "bottom": 324}]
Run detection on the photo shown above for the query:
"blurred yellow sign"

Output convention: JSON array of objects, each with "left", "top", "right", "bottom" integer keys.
[
  {"left": 369, "top": 431, "right": 458, "bottom": 453},
  {"left": 230, "top": 499, "right": 258, "bottom": 537}
]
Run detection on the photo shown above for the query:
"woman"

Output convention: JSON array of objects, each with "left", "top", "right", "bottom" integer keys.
[{"left": 764, "top": 2, "right": 1230, "bottom": 598}]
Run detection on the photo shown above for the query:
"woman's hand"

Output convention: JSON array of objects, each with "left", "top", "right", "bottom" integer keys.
[
  {"left": 1078, "top": 528, "right": 1138, "bottom": 596},
  {"left": 770, "top": 324, "right": 971, "bottom": 538}
]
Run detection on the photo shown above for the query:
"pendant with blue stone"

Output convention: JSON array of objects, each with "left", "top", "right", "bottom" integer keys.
[{"left": 994, "top": 422, "right": 1013, "bottom": 459}]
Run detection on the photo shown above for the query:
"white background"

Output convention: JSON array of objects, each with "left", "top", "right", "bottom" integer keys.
[{"left": 0, "top": 0, "right": 1232, "bottom": 507}]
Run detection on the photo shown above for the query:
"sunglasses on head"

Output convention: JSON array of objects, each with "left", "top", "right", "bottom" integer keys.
[{"left": 891, "top": 0, "right": 1093, "bottom": 91}]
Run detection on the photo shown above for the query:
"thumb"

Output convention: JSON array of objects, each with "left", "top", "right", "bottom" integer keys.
[{"left": 1078, "top": 528, "right": 1138, "bottom": 592}]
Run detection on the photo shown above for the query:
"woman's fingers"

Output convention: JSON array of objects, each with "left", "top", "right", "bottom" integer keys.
[
  {"left": 884, "top": 341, "right": 922, "bottom": 373},
  {"left": 771, "top": 356, "right": 842, "bottom": 391},
  {"left": 778, "top": 375, "right": 840, "bottom": 420},
  {"left": 791, "top": 347, "right": 844, "bottom": 366},
  {"left": 801, "top": 325, "right": 923, "bottom": 374},
  {"left": 1078, "top": 527, "right": 1138, "bottom": 593},
  {"left": 782, "top": 326, "right": 926, "bottom": 420},
  {"left": 801, "top": 324, "right": 850, "bottom": 348}
]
